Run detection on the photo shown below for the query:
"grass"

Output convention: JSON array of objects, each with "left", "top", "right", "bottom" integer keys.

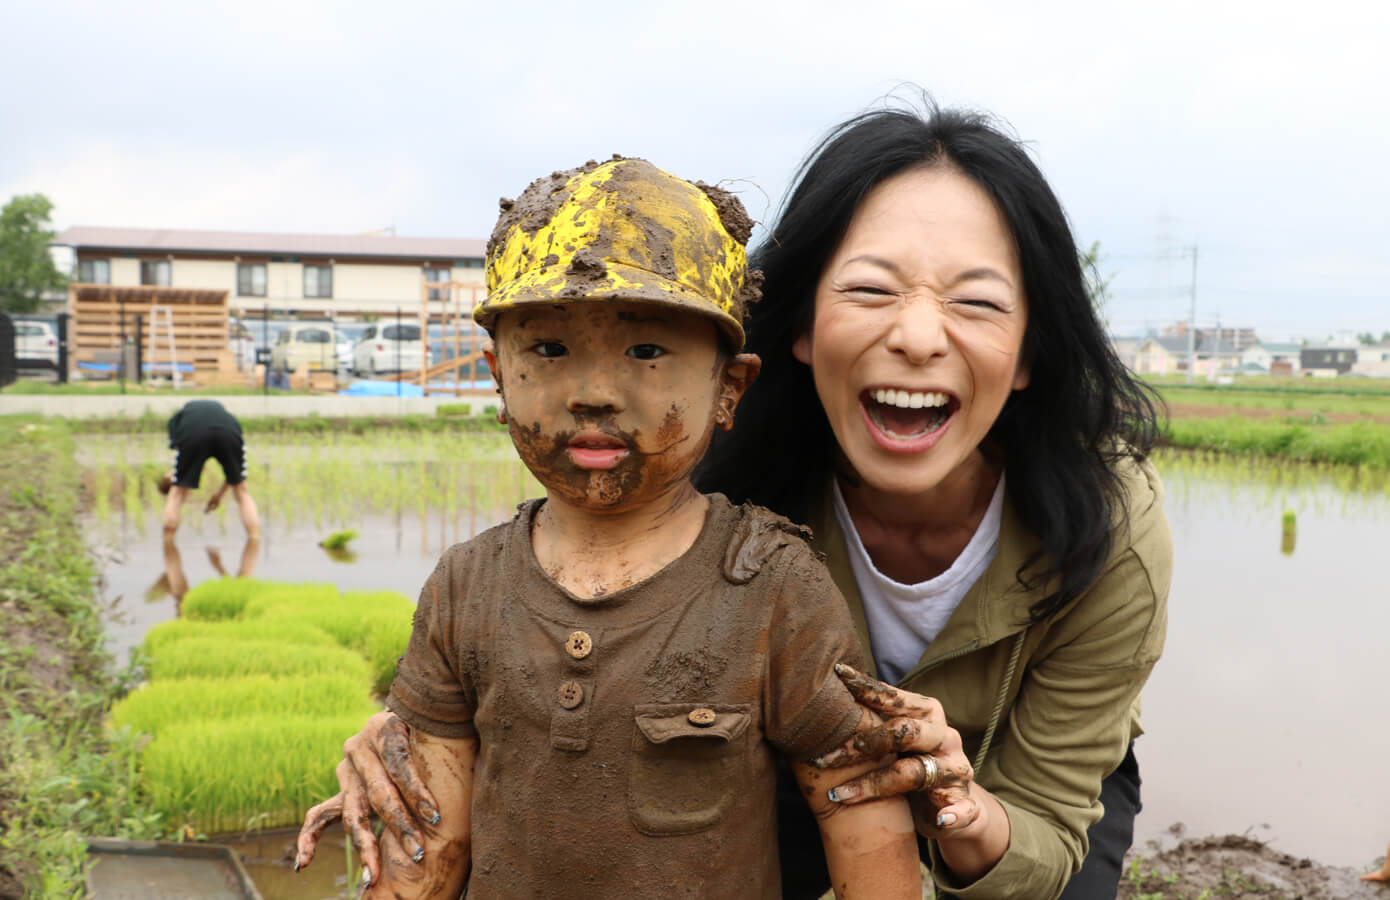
[
  {"left": 0, "top": 418, "right": 167, "bottom": 896},
  {"left": 1144, "top": 373, "right": 1390, "bottom": 396},
  {"left": 1161, "top": 418, "right": 1390, "bottom": 469},
  {"left": 1158, "top": 386, "right": 1390, "bottom": 418}
]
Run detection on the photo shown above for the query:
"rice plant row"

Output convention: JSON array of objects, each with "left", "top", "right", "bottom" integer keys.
[{"left": 110, "top": 578, "right": 416, "bottom": 836}]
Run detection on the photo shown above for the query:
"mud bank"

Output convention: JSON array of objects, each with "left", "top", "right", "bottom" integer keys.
[{"left": 1119, "top": 834, "right": 1387, "bottom": 899}]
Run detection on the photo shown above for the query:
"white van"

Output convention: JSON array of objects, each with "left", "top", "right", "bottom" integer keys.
[{"left": 352, "top": 323, "right": 425, "bottom": 377}]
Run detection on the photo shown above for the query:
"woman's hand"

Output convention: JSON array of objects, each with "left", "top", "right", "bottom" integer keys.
[
  {"left": 813, "top": 663, "right": 979, "bottom": 834},
  {"left": 294, "top": 711, "right": 439, "bottom": 884}
]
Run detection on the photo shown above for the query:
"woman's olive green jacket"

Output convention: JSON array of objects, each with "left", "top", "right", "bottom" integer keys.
[{"left": 807, "top": 458, "right": 1171, "bottom": 900}]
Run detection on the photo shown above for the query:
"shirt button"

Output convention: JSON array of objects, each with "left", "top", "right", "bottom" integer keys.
[
  {"left": 688, "top": 708, "right": 716, "bottom": 727},
  {"left": 557, "top": 680, "right": 584, "bottom": 709},
  {"left": 565, "top": 631, "right": 593, "bottom": 659}
]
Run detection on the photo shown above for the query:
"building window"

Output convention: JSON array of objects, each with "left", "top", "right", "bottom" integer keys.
[
  {"left": 425, "top": 267, "right": 451, "bottom": 301},
  {"left": 237, "top": 263, "right": 267, "bottom": 297},
  {"left": 304, "top": 264, "right": 333, "bottom": 298},
  {"left": 77, "top": 259, "right": 111, "bottom": 284},
  {"left": 140, "top": 260, "right": 171, "bottom": 286},
  {"left": 459, "top": 258, "right": 484, "bottom": 268}
]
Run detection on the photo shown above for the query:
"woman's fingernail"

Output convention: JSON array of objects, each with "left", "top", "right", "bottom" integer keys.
[
  {"left": 834, "top": 662, "right": 851, "bottom": 676},
  {"left": 827, "top": 784, "right": 860, "bottom": 803},
  {"left": 937, "top": 812, "right": 957, "bottom": 828},
  {"left": 420, "top": 802, "right": 440, "bottom": 826},
  {"left": 411, "top": 846, "right": 424, "bottom": 863},
  {"left": 360, "top": 866, "right": 372, "bottom": 886},
  {"left": 812, "top": 749, "right": 843, "bottom": 768},
  {"left": 293, "top": 858, "right": 301, "bottom": 873}
]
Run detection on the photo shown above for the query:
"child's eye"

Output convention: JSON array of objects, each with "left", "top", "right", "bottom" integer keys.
[
  {"left": 626, "top": 344, "right": 666, "bottom": 360},
  {"left": 532, "top": 342, "right": 567, "bottom": 358}
]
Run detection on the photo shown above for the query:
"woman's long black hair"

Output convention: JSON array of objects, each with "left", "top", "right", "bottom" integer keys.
[{"left": 696, "top": 99, "right": 1163, "bottom": 623}]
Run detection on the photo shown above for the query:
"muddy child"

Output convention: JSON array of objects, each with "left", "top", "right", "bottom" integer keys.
[{"left": 351, "top": 159, "right": 920, "bottom": 898}]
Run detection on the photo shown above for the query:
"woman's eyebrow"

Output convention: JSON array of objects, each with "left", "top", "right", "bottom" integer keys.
[
  {"left": 841, "top": 254, "right": 904, "bottom": 276},
  {"left": 953, "top": 267, "right": 1014, "bottom": 288}
]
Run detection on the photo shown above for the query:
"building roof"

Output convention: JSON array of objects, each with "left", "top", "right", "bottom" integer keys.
[
  {"left": 53, "top": 226, "right": 486, "bottom": 261},
  {"left": 1144, "top": 336, "right": 1242, "bottom": 356},
  {"left": 1251, "top": 342, "right": 1301, "bottom": 354}
]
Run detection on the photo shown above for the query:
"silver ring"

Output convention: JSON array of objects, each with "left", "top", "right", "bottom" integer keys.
[{"left": 917, "top": 754, "right": 939, "bottom": 790}]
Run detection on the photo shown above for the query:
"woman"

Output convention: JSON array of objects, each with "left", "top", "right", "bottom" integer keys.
[{"left": 296, "top": 101, "right": 1169, "bottom": 900}]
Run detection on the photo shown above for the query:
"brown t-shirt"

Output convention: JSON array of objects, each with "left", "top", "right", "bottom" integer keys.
[{"left": 387, "top": 493, "right": 866, "bottom": 899}]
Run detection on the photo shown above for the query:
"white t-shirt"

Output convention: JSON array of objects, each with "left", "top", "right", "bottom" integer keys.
[{"left": 831, "top": 474, "right": 1007, "bottom": 684}]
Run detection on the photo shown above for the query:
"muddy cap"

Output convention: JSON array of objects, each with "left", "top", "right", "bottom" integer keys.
[{"left": 479, "top": 157, "right": 758, "bottom": 349}]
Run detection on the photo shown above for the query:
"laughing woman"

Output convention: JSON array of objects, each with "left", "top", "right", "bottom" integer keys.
[{"left": 296, "top": 101, "right": 1170, "bottom": 900}]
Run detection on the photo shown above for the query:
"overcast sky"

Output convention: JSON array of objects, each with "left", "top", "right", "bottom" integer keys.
[{"left": 3, "top": 0, "right": 1386, "bottom": 341}]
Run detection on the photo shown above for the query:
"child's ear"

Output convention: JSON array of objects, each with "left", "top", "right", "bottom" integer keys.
[{"left": 715, "top": 353, "right": 762, "bottom": 431}]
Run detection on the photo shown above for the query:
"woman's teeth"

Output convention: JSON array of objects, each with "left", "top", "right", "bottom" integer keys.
[{"left": 870, "top": 388, "right": 949, "bottom": 409}]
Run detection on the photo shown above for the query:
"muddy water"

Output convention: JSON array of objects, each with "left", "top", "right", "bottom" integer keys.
[
  {"left": 1134, "top": 465, "right": 1389, "bottom": 868},
  {"left": 83, "top": 440, "right": 1390, "bottom": 876}
]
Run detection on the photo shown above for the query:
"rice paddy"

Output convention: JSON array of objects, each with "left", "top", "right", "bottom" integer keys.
[{"left": 79, "top": 429, "right": 541, "bottom": 538}]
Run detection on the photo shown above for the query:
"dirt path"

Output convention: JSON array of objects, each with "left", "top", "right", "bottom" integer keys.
[{"left": 1119, "top": 835, "right": 1388, "bottom": 899}]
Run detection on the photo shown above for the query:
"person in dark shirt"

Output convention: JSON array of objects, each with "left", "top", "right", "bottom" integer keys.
[{"left": 156, "top": 399, "right": 260, "bottom": 539}]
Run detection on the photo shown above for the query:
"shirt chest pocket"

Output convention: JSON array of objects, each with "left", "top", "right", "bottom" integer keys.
[{"left": 628, "top": 702, "right": 752, "bottom": 836}]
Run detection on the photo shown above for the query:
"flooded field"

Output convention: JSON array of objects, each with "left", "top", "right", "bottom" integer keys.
[
  {"left": 1134, "top": 450, "right": 1389, "bottom": 867},
  {"left": 79, "top": 436, "right": 1390, "bottom": 879}
]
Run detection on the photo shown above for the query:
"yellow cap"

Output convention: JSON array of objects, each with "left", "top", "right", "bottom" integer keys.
[{"left": 478, "top": 158, "right": 756, "bottom": 349}]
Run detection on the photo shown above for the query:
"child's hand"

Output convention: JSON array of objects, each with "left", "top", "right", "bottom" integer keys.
[
  {"left": 295, "top": 712, "right": 438, "bottom": 883},
  {"left": 813, "top": 663, "right": 978, "bottom": 833}
]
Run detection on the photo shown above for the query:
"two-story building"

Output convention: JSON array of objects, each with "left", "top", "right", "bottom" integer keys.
[
  {"left": 1240, "top": 342, "right": 1302, "bottom": 376},
  {"left": 1299, "top": 344, "right": 1358, "bottom": 376},
  {"left": 52, "top": 226, "right": 487, "bottom": 321}
]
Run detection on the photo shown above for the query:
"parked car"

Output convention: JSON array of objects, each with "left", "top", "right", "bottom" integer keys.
[
  {"left": 335, "top": 324, "right": 368, "bottom": 371},
  {"left": 269, "top": 324, "right": 337, "bottom": 373},
  {"left": 228, "top": 318, "right": 257, "bottom": 370},
  {"left": 352, "top": 323, "right": 425, "bottom": 377},
  {"left": 14, "top": 320, "right": 59, "bottom": 368}
]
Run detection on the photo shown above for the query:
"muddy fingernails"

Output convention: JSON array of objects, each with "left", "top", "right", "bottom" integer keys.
[
  {"left": 827, "top": 784, "right": 860, "bottom": 803},
  {"left": 360, "top": 866, "right": 372, "bottom": 887},
  {"left": 937, "top": 812, "right": 957, "bottom": 828},
  {"left": 419, "top": 802, "right": 439, "bottom": 826},
  {"left": 834, "top": 662, "right": 853, "bottom": 677},
  {"left": 411, "top": 846, "right": 425, "bottom": 864},
  {"left": 812, "top": 749, "right": 845, "bottom": 768},
  {"left": 293, "top": 858, "right": 301, "bottom": 873}
]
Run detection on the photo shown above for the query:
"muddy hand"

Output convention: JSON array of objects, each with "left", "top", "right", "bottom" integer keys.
[{"left": 816, "top": 663, "right": 976, "bottom": 827}]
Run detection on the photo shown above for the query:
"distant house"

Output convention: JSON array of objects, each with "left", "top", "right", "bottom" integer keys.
[
  {"left": 1134, "top": 336, "right": 1243, "bottom": 378},
  {"left": 1110, "top": 336, "right": 1141, "bottom": 371},
  {"left": 1240, "top": 342, "right": 1302, "bottom": 375},
  {"left": 51, "top": 226, "right": 487, "bottom": 321},
  {"left": 1300, "top": 345, "right": 1357, "bottom": 376},
  {"left": 1351, "top": 341, "right": 1390, "bottom": 378}
]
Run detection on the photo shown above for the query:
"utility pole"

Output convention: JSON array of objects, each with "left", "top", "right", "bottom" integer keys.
[{"left": 1185, "top": 244, "right": 1199, "bottom": 384}]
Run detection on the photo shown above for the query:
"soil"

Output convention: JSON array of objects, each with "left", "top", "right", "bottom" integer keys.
[{"left": 1119, "top": 834, "right": 1388, "bottom": 899}]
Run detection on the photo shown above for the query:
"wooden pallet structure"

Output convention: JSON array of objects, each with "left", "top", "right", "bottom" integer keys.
[{"left": 68, "top": 284, "right": 233, "bottom": 380}]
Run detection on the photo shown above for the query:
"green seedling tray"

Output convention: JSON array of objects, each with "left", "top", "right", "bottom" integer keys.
[{"left": 87, "top": 837, "right": 264, "bottom": 900}]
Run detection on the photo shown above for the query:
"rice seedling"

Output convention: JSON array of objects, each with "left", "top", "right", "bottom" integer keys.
[
  {"left": 145, "top": 638, "right": 369, "bottom": 682},
  {"left": 251, "top": 589, "right": 414, "bottom": 694},
  {"left": 182, "top": 577, "right": 283, "bottom": 621},
  {"left": 141, "top": 618, "right": 337, "bottom": 656},
  {"left": 138, "top": 713, "right": 373, "bottom": 834},
  {"left": 319, "top": 529, "right": 358, "bottom": 550},
  {"left": 110, "top": 674, "right": 377, "bottom": 739}
]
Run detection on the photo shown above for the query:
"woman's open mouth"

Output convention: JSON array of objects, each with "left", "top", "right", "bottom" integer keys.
[
  {"left": 861, "top": 388, "right": 956, "bottom": 447},
  {"left": 566, "top": 434, "right": 630, "bottom": 470}
]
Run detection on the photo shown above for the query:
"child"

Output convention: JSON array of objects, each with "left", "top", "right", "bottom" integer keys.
[{"left": 367, "top": 158, "right": 920, "bottom": 898}]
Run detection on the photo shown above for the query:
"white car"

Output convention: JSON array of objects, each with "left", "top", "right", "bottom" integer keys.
[
  {"left": 353, "top": 324, "right": 425, "bottom": 377},
  {"left": 269, "top": 324, "right": 337, "bottom": 373},
  {"left": 14, "top": 320, "right": 59, "bottom": 368}
]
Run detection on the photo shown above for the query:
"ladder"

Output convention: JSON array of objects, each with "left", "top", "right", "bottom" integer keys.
[{"left": 147, "top": 305, "right": 182, "bottom": 389}]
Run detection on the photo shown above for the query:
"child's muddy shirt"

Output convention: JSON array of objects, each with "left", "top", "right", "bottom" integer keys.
[{"left": 387, "top": 493, "right": 866, "bottom": 899}]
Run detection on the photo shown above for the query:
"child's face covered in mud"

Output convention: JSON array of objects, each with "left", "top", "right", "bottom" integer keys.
[{"left": 486, "top": 302, "right": 758, "bottom": 514}]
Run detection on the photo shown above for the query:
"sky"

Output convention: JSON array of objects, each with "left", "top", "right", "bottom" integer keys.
[{"left": 3, "top": 0, "right": 1387, "bottom": 342}]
